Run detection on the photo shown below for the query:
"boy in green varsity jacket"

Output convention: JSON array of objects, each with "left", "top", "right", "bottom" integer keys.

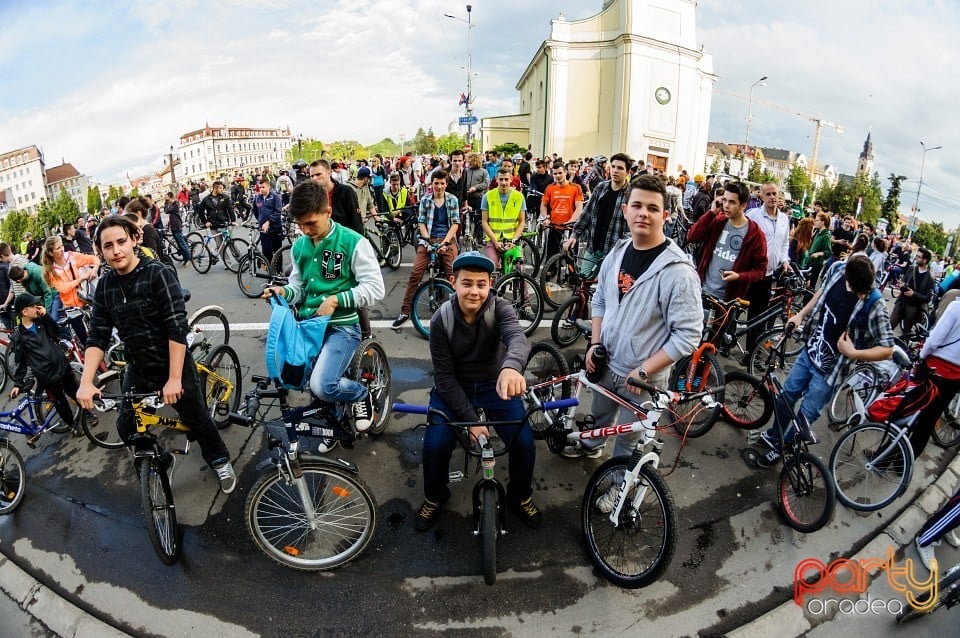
[{"left": 263, "top": 180, "right": 385, "bottom": 444}]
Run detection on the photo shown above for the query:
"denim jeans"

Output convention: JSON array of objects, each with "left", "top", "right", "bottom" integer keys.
[
  {"left": 763, "top": 349, "right": 834, "bottom": 447},
  {"left": 172, "top": 230, "right": 191, "bottom": 262},
  {"left": 422, "top": 382, "right": 535, "bottom": 504},
  {"left": 308, "top": 324, "right": 366, "bottom": 412}
]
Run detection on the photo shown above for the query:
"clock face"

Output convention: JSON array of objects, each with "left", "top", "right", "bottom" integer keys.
[{"left": 655, "top": 87, "right": 671, "bottom": 105}]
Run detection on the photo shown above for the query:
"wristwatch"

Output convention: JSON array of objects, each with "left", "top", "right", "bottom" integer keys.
[{"left": 636, "top": 367, "right": 648, "bottom": 380}]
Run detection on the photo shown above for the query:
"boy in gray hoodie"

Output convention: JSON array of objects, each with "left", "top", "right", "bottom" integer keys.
[{"left": 563, "top": 174, "right": 703, "bottom": 465}]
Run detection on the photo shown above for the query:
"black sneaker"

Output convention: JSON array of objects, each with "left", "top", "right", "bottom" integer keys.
[
  {"left": 351, "top": 392, "right": 373, "bottom": 432},
  {"left": 392, "top": 313, "right": 410, "bottom": 330},
  {"left": 510, "top": 496, "right": 543, "bottom": 529},
  {"left": 755, "top": 448, "right": 781, "bottom": 468},
  {"left": 415, "top": 497, "right": 445, "bottom": 531}
]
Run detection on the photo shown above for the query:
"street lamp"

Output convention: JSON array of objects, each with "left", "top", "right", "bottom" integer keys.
[
  {"left": 168, "top": 145, "right": 176, "bottom": 190},
  {"left": 444, "top": 5, "right": 475, "bottom": 149},
  {"left": 743, "top": 75, "right": 768, "bottom": 177},
  {"left": 909, "top": 141, "right": 943, "bottom": 238}
]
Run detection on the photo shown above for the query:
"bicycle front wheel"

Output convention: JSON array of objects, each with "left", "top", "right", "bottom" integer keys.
[
  {"left": 582, "top": 458, "right": 677, "bottom": 588},
  {"left": 551, "top": 295, "right": 589, "bottom": 348},
  {"left": 80, "top": 371, "right": 124, "bottom": 449},
  {"left": 384, "top": 229, "right": 402, "bottom": 270},
  {"left": 721, "top": 371, "right": 773, "bottom": 430},
  {"left": 829, "top": 423, "right": 912, "bottom": 512},
  {"left": 0, "top": 438, "right": 26, "bottom": 514},
  {"left": 517, "top": 236, "right": 541, "bottom": 278},
  {"left": 481, "top": 483, "right": 498, "bottom": 586},
  {"left": 188, "top": 305, "right": 230, "bottom": 350},
  {"left": 411, "top": 279, "right": 454, "bottom": 339},
  {"left": 202, "top": 345, "right": 242, "bottom": 430},
  {"left": 896, "top": 567, "right": 960, "bottom": 623},
  {"left": 777, "top": 451, "right": 835, "bottom": 532},
  {"left": 189, "top": 241, "right": 213, "bottom": 274},
  {"left": 270, "top": 244, "right": 292, "bottom": 278},
  {"left": 245, "top": 461, "right": 377, "bottom": 571},
  {"left": 524, "top": 341, "right": 571, "bottom": 435},
  {"left": 933, "top": 395, "right": 960, "bottom": 448},
  {"left": 140, "top": 457, "right": 180, "bottom": 565},
  {"left": 747, "top": 326, "right": 805, "bottom": 376},
  {"left": 669, "top": 352, "right": 725, "bottom": 438},
  {"left": 539, "top": 252, "right": 577, "bottom": 310},
  {"left": 237, "top": 254, "right": 271, "bottom": 298},
  {"left": 222, "top": 238, "right": 249, "bottom": 273},
  {"left": 829, "top": 365, "right": 879, "bottom": 428},
  {"left": 348, "top": 339, "right": 391, "bottom": 435},
  {"left": 494, "top": 272, "right": 543, "bottom": 337}
]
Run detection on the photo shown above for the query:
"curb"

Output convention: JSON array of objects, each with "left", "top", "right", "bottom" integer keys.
[
  {"left": 0, "top": 553, "right": 131, "bottom": 638},
  {"left": 728, "top": 450, "right": 960, "bottom": 638}
]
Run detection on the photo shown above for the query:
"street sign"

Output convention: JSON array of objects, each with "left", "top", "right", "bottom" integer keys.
[{"left": 459, "top": 116, "right": 478, "bottom": 126}]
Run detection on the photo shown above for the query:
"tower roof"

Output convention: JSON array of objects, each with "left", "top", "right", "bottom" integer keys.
[{"left": 860, "top": 131, "right": 873, "bottom": 160}]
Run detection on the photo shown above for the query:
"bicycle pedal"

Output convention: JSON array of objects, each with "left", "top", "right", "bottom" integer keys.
[
  {"left": 25, "top": 435, "right": 40, "bottom": 449},
  {"left": 172, "top": 449, "right": 188, "bottom": 455},
  {"left": 448, "top": 470, "right": 465, "bottom": 483}
]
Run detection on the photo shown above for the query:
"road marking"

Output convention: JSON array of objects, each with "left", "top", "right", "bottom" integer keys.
[{"left": 221, "top": 318, "right": 556, "bottom": 331}]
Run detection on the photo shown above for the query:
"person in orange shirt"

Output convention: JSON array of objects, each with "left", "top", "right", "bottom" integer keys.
[
  {"left": 41, "top": 236, "right": 99, "bottom": 346},
  {"left": 539, "top": 161, "right": 584, "bottom": 261}
]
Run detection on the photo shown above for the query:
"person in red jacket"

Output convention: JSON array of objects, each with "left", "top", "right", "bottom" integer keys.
[{"left": 687, "top": 181, "right": 767, "bottom": 303}]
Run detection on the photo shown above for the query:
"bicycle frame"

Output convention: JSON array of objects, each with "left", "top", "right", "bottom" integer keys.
[{"left": 0, "top": 395, "right": 65, "bottom": 438}]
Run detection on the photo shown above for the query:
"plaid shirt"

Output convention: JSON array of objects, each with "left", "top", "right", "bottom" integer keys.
[
  {"left": 572, "top": 179, "right": 630, "bottom": 254},
  {"left": 418, "top": 192, "right": 461, "bottom": 246},
  {"left": 806, "top": 262, "right": 895, "bottom": 386}
]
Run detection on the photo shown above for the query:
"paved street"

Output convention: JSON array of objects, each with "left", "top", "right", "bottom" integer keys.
[{"left": 0, "top": 257, "right": 957, "bottom": 637}]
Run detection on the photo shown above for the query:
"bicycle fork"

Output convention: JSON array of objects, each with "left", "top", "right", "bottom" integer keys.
[{"left": 608, "top": 439, "right": 664, "bottom": 526}]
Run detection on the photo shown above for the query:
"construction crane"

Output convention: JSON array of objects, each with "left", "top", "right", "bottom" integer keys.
[{"left": 715, "top": 89, "right": 843, "bottom": 179}]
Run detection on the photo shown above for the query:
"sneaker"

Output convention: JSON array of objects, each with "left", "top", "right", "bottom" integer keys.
[
  {"left": 510, "top": 496, "right": 543, "bottom": 529},
  {"left": 415, "top": 497, "right": 445, "bottom": 531},
  {"left": 316, "top": 437, "right": 339, "bottom": 454},
  {"left": 351, "top": 393, "right": 374, "bottom": 432},
  {"left": 915, "top": 537, "right": 939, "bottom": 572},
  {"left": 560, "top": 442, "right": 604, "bottom": 459},
  {"left": 755, "top": 448, "right": 781, "bottom": 468},
  {"left": 946, "top": 530, "right": 960, "bottom": 549},
  {"left": 595, "top": 485, "right": 620, "bottom": 514},
  {"left": 392, "top": 313, "right": 410, "bottom": 330},
  {"left": 212, "top": 459, "right": 236, "bottom": 494}
]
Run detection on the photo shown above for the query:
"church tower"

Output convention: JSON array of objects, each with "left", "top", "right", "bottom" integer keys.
[{"left": 856, "top": 130, "right": 874, "bottom": 175}]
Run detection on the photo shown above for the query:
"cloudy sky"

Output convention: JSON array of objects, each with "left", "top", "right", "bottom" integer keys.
[{"left": 1, "top": 0, "right": 956, "bottom": 226}]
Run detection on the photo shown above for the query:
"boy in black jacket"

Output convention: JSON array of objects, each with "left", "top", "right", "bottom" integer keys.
[{"left": 9, "top": 292, "right": 84, "bottom": 435}]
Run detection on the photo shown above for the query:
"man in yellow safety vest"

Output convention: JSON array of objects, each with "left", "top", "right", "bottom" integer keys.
[{"left": 481, "top": 167, "right": 526, "bottom": 268}]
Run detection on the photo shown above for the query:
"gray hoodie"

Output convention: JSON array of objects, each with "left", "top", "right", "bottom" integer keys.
[{"left": 592, "top": 238, "right": 703, "bottom": 380}]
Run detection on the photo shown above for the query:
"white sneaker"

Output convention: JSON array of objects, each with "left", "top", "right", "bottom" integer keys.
[
  {"left": 595, "top": 485, "right": 620, "bottom": 514},
  {"left": 915, "top": 537, "right": 939, "bottom": 572},
  {"left": 213, "top": 460, "right": 236, "bottom": 494},
  {"left": 945, "top": 530, "right": 960, "bottom": 549},
  {"left": 352, "top": 393, "right": 373, "bottom": 432}
]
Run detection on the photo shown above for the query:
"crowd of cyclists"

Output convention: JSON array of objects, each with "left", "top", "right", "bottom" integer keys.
[{"left": 4, "top": 146, "right": 960, "bottom": 591}]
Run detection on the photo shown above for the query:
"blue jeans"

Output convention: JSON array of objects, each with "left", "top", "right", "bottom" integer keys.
[
  {"left": 422, "top": 382, "right": 535, "bottom": 504},
  {"left": 763, "top": 349, "right": 834, "bottom": 447},
  {"left": 172, "top": 230, "right": 191, "bottom": 262},
  {"left": 308, "top": 324, "right": 366, "bottom": 411}
]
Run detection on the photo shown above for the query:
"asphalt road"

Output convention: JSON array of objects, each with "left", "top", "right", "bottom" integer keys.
[{"left": 0, "top": 253, "right": 956, "bottom": 637}]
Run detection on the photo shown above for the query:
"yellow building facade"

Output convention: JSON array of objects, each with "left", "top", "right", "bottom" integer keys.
[{"left": 482, "top": 0, "right": 715, "bottom": 175}]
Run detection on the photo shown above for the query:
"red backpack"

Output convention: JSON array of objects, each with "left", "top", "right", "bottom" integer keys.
[{"left": 866, "top": 378, "right": 940, "bottom": 423}]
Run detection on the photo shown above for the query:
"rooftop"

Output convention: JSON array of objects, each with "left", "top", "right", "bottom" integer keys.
[{"left": 45, "top": 162, "right": 81, "bottom": 184}]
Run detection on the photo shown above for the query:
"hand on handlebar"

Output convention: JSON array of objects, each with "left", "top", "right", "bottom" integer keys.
[
  {"left": 496, "top": 368, "right": 526, "bottom": 400},
  {"left": 563, "top": 237, "right": 577, "bottom": 251},
  {"left": 469, "top": 425, "right": 490, "bottom": 443}
]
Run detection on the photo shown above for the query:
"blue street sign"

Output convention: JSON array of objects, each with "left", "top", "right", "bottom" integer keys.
[{"left": 459, "top": 116, "right": 478, "bottom": 126}]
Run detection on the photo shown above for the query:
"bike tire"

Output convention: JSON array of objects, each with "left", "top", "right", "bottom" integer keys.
[
  {"left": 36, "top": 386, "right": 80, "bottom": 435},
  {"left": 237, "top": 254, "right": 272, "bottom": 298},
  {"left": 582, "top": 458, "right": 677, "bottom": 589},
  {"left": 551, "top": 295, "right": 589, "bottom": 348},
  {"left": 539, "top": 252, "right": 577, "bottom": 310},
  {"left": 777, "top": 451, "right": 835, "bottom": 532},
  {"left": 517, "top": 236, "right": 541, "bottom": 278},
  {"left": 829, "top": 422, "right": 912, "bottom": 512},
  {"left": 933, "top": 395, "right": 960, "bottom": 448},
  {"left": 80, "top": 371, "right": 125, "bottom": 449},
  {"left": 187, "top": 305, "right": 230, "bottom": 351},
  {"left": 140, "top": 456, "right": 180, "bottom": 565},
  {"left": 348, "top": 339, "right": 391, "bottom": 435},
  {"left": 829, "top": 365, "right": 879, "bottom": 427},
  {"left": 411, "top": 279, "right": 455, "bottom": 339},
  {"left": 222, "top": 238, "right": 249, "bottom": 273},
  {"left": 202, "top": 345, "right": 242, "bottom": 430},
  {"left": 896, "top": 567, "right": 960, "bottom": 623},
  {"left": 185, "top": 231, "right": 203, "bottom": 247},
  {"left": 524, "top": 341, "right": 571, "bottom": 435},
  {"left": 384, "top": 229, "right": 402, "bottom": 270},
  {"left": 270, "top": 244, "right": 292, "bottom": 278},
  {"left": 669, "top": 352, "right": 725, "bottom": 438},
  {"left": 189, "top": 241, "right": 212, "bottom": 274},
  {"left": 245, "top": 460, "right": 377, "bottom": 571},
  {"left": 494, "top": 272, "right": 543, "bottom": 337},
  {"left": 481, "top": 483, "right": 498, "bottom": 586},
  {"left": 747, "top": 326, "right": 804, "bottom": 376},
  {"left": 721, "top": 371, "right": 773, "bottom": 430},
  {"left": 0, "top": 438, "right": 26, "bottom": 514}
]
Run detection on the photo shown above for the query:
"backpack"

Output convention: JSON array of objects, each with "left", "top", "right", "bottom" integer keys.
[
  {"left": 265, "top": 294, "right": 331, "bottom": 390},
  {"left": 866, "top": 377, "right": 939, "bottom": 424},
  {"left": 438, "top": 299, "right": 495, "bottom": 343}
]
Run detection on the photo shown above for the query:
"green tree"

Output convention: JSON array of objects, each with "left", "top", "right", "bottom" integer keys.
[
  {"left": 37, "top": 188, "right": 81, "bottom": 232},
  {"left": 492, "top": 142, "right": 523, "bottom": 157},
  {"left": 816, "top": 173, "right": 882, "bottom": 225},
  {"left": 747, "top": 160, "right": 763, "bottom": 182},
  {"left": 0, "top": 210, "right": 33, "bottom": 247},
  {"left": 423, "top": 128, "right": 438, "bottom": 154},
  {"left": 709, "top": 157, "right": 721, "bottom": 173},
  {"left": 436, "top": 132, "right": 466, "bottom": 155},
  {"left": 365, "top": 138, "right": 400, "bottom": 158},
  {"left": 327, "top": 140, "right": 364, "bottom": 160},
  {"left": 86, "top": 186, "right": 103, "bottom": 215},
  {"left": 881, "top": 173, "right": 908, "bottom": 219},
  {"left": 913, "top": 221, "right": 948, "bottom": 254},
  {"left": 723, "top": 160, "right": 731, "bottom": 174},
  {"left": 785, "top": 165, "right": 813, "bottom": 203},
  {"left": 130, "top": 187, "right": 139, "bottom": 198},
  {"left": 411, "top": 127, "right": 429, "bottom": 155}
]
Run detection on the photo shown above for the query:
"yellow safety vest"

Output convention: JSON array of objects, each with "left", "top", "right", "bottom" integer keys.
[
  {"left": 485, "top": 189, "right": 524, "bottom": 238},
  {"left": 384, "top": 187, "right": 408, "bottom": 212}
]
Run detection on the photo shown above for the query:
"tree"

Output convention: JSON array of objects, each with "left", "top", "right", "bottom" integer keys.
[
  {"left": 86, "top": 186, "right": 103, "bottom": 215},
  {"left": 913, "top": 221, "right": 948, "bottom": 254},
  {"left": 816, "top": 173, "right": 882, "bottom": 225},
  {"left": 411, "top": 127, "right": 430, "bottom": 155},
  {"left": 492, "top": 142, "right": 523, "bottom": 157},
  {"left": 436, "top": 132, "right": 467, "bottom": 155},
  {"left": 37, "top": 188, "right": 81, "bottom": 232},
  {"left": 709, "top": 157, "right": 721, "bottom": 173},
  {"left": 327, "top": 140, "right": 364, "bottom": 160},
  {"left": 424, "top": 128, "right": 438, "bottom": 154},
  {"left": 747, "top": 160, "right": 763, "bottom": 182},
  {"left": 130, "top": 187, "right": 139, "bottom": 198},
  {"left": 881, "top": 173, "right": 908, "bottom": 219},
  {"left": 785, "top": 165, "right": 813, "bottom": 204},
  {"left": 0, "top": 210, "right": 33, "bottom": 246},
  {"left": 365, "top": 138, "right": 400, "bottom": 158}
]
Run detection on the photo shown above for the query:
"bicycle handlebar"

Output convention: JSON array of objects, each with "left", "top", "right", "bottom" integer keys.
[{"left": 392, "top": 397, "right": 579, "bottom": 420}]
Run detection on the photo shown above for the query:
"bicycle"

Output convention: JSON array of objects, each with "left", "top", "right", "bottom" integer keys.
[
  {"left": 737, "top": 327, "right": 837, "bottom": 533},
  {"left": 187, "top": 225, "right": 246, "bottom": 273},
  {"left": 0, "top": 436, "right": 26, "bottom": 514},
  {"left": 158, "top": 229, "right": 190, "bottom": 265},
  {"left": 522, "top": 344, "right": 724, "bottom": 587},
  {"left": 236, "top": 222, "right": 281, "bottom": 298},
  {"left": 896, "top": 558, "right": 960, "bottom": 623},
  {"left": 827, "top": 349, "right": 908, "bottom": 430},
  {"left": 363, "top": 213, "right": 403, "bottom": 270},
  {"left": 537, "top": 227, "right": 580, "bottom": 310},
  {"left": 392, "top": 395, "right": 578, "bottom": 586},
  {"left": 549, "top": 263, "right": 597, "bottom": 347},
  {"left": 410, "top": 243, "right": 456, "bottom": 339},
  {"left": 491, "top": 242, "right": 544, "bottom": 338},
  {"left": 225, "top": 365, "right": 387, "bottom": 570}
]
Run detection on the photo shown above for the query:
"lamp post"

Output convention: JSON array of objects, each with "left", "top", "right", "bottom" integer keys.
[
  {"left": 909, "top": 141, "right": 943, "bottom": 239},
  {"left": 445, "top": 5, "right": 475, "bottom": 149},
  {"left": 399, "top": 132, "right": 405, "bottom": 156},
  {"left": 743, "top": 75, "right": 767, "bottom": 178},
  {"left": 168, "top": 145, "right": 176, "bottom": 191},
  {"left": 298, "top": 135, "right": 303, "bottom": 160}
]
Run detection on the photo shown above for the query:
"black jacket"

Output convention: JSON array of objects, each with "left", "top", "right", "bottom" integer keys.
[
  {"left": 74, "top": 228, "right": 94, "bottom": 254},
  {"left": 330, "top": 182, "right": 364, "bottom": 234},
  {"left": 196, "top": 193, "right": 235, "bottom": 228},
  {"left": 11, "top": 314, "right": 70, "bottom": 389},
  {"left": 900, "top": 266, "right": 935, "bottom": 307}
]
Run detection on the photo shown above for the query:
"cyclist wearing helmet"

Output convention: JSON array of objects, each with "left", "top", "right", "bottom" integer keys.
[{"left": 587, "top": 155, "right": 608, "bottom": 194}]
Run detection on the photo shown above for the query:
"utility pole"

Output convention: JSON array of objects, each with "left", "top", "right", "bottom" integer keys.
[
  {"left": 445, "top": 5, "right": 475, "bottom": 149},
  {"left": 743, "top": 76, "right": 767, "bottom": 178},
  {"left": 168, "top": 145, "right": 176, "bottom": 191},
  {"left": 808, "top": 118, "right": 842, "bottom": 180},
  {"left": 909, "top": 141, "right": 943, "bottom": 239}
]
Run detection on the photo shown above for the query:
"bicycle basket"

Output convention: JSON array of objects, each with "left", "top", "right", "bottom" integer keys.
[{"left": 865, "top": 378, "right": 939, "bottom": 423}]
